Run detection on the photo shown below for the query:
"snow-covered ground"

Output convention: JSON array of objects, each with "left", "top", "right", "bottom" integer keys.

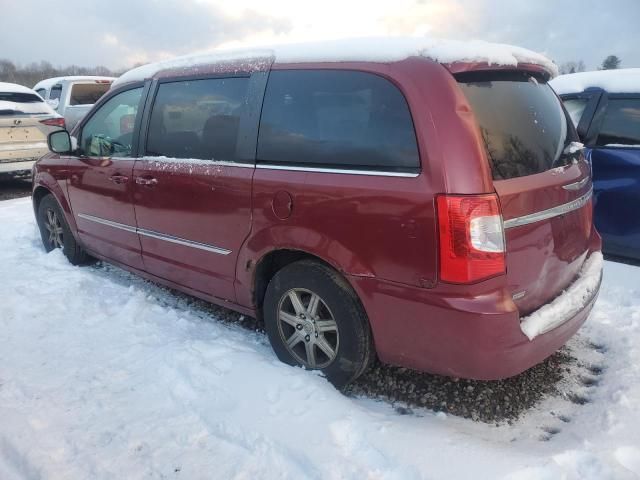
[{"left": 1, "top": 196, "right": 640, "bottom": 479}]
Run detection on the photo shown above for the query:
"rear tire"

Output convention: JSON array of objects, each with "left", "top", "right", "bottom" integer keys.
[
  {"left": 263, "top": 260, "right": 375, "bottom": 387},
  {"left": 36, "top": 194, "right": 90, "bottom": 265}
]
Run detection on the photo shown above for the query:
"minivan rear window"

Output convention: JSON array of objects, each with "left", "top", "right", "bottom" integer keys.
[
  {"left": 457, "top": 71, "right": 577, "bottom": 180},
  {"left": 258, "top": 70, "right": 419, "bottom": 172}
]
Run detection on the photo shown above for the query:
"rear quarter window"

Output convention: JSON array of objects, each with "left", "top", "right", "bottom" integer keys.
[
  {"left": 257, "top": 70, "right": 419, "bottom": 172},
  {"left": 457, "top": 71, "right": 577, "bottom": 180},
  {"left": 596, "top": 98, "right": 640, "bottom": 147}
]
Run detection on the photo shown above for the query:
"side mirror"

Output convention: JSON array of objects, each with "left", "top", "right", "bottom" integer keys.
[
  {"left": 46, "top": 98, "right": 60, "bottom": 110},
  {"left": 48, "top": 130, "right": 72, "bottom": 154}
]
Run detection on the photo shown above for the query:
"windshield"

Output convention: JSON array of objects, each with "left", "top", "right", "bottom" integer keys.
[
  {"left": 0, "top": 91, "right": 53, "bottom": 115},
  {"left": 457, "top": 71, "right": 577, "bottom": 180}
]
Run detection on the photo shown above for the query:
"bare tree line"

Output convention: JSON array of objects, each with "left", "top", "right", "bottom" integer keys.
[{"left": 0, "top": 59, "right": 125, "bottom": 88}]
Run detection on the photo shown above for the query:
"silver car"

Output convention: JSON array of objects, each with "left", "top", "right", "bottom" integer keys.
[{"left": 0, "top": 82, "right": 64, "bottom": 176}]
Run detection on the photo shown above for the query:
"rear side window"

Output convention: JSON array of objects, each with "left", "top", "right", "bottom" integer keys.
[
  {"left": 596, "top": 98, "right": 640, "bottom": 147},
  {"left": 146, "top": 77, "right": 249, "bottom": 161},
  {"left": 70, "top": 83, "right": 111, "bottom": 106},
  {"left": 457, "top": 71, "right": 577, "bottom": 180},
  {"left": 257, "top": 70, "right": 419, "bottom": 172}
]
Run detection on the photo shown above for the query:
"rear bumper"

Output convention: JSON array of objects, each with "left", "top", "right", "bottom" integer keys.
[{"left": 349, "top": 250, "right": 602, "bottom": 381}]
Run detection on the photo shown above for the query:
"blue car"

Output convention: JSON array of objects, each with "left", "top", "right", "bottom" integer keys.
[{"left": 551, "top": 69, "right": 640, "bottom": 261}]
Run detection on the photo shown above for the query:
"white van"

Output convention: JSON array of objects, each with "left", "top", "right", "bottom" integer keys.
[{"left": 33, "top": 76, "right": 114, "bottom": 131}]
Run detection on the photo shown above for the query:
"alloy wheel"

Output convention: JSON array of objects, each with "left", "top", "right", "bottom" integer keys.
[
  {"left": 44, "top": 208, "right": 64, "bottom": 249},
  {"left": 277, "top": 288, "right": 339, "bottom": 369}
]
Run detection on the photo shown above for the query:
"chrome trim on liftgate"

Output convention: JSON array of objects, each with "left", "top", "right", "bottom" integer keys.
[
  {"left": 77, "top": 213, "right": 231, "bottom": 255},
  {"left": 503, "top": 188, "right": 593, "bottom": 230}
]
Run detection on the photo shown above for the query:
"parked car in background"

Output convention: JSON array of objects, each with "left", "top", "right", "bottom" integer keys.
[
  {"left": 551, "top": 69, "right": 640, "bottom": 261},
  {"left": 33, "top": 76, "right": 114, "bottom": 131},
  {"left": 33, "top": 38, "right": 602, "bottom": 387},
  {"left": 0, "top": 82, "right": 64, "bottom": 176}
]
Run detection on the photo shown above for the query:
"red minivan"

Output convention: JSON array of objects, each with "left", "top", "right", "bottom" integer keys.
[{"left": 34, "top": 39, "right": 602, "bottom": 386}]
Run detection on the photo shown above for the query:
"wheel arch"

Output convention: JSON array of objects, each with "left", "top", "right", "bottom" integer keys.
[
  {"left": 32, "top": 185, "right": 52, "bottom": 213},
  {"left": 252, "top": 249, "right": 334, "bottom": 314},
  {"left": 32, "top": 175, "right": 79, "bottom": 238}
]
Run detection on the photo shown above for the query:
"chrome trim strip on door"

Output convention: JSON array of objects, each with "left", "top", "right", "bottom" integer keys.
[
  {"left": 137, "top": 228, "right": 231, "bottom": 255},
  {"left": 562, "top": 176, "right": 590, "bottom": 191},
  {"left": 77, "top": 213, "right": 137, "bottom": 233},
  {"left": 256, "top": 163, "right": 420, "bottom": 178},
  {"left": 504, "top": 188, "right": 593, "bottom": 230},
  {"left": 77, "top": 213, "right": 231, "bottom": 255}
]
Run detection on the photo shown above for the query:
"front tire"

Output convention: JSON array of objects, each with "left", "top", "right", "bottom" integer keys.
[
  {"left": 264, "top": 260, "right": 375, "bottom": 387},
  {"left": 36, "top": 194, "right": 90, "bottom": 265}
]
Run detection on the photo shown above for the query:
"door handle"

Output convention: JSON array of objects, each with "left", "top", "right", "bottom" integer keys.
[
  {"left": 109, "top": 174, "right": 129, "bottom": 184},
  {"left": 135, "top": 176, "right": 158, "bottom": 186}
]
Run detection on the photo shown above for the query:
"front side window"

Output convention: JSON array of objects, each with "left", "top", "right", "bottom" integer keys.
[
  {"left": 257, "top": 70, "right": 419, "bottom": 171},
  {"left": 458, "top": 71, "right": 577, "bottom": 180},
  {"left": 596, "top": 98, "right": 640, "bottom": 147},
  {"left": 81, "top": 87, "right": 142, "bottom": 158},
  {"left": 146, "top": 77, "right": 249, "bottom": 161}
]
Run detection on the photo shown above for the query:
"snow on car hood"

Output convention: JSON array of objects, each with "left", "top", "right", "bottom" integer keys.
[{"left": 113, "top": 36, "right": 558, "bottom": 88}]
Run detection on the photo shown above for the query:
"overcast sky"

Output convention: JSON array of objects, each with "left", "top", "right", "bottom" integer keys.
[{"left": 1, "top": 0, "right": 638, "bottom": 72}]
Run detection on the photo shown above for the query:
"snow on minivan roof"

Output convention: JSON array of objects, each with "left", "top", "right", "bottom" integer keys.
[
  {"left": 112, "top": 37, "right": 558, "bottom": 88},
  {"left": 33, "top": 76, "right": 116, "bottom": 91},
  {"left": 550, "top": 68, "right": 640, "bottom": 95}
]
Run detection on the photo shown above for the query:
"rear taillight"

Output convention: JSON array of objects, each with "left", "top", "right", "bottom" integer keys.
[
  {"left": 436, "top": 194, "right": 506, "bottom": 283},
  {"left": 40, "top": 117, "right": 66, "bottom": 128}
]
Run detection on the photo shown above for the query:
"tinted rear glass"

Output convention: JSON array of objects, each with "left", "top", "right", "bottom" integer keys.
[
  {"left": 596, "top": 98, "right": 640, "bottom": 147},
  {"left": 457, "top": 71, "right": 576, "bottom": 180},
  {"left": 0, "top": 92, "right": 43, "bottom": 103},
  {"left": 258, "top": 70, "right": 419, "bottom": 172},
  {"left": 0, "top": 91, "right": 50, "bottom": 115}
]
